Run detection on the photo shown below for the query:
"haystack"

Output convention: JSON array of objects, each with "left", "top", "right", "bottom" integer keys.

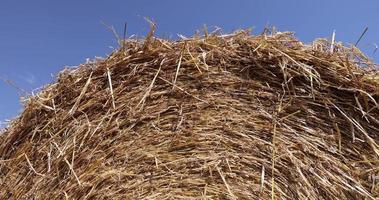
[{"left": 0, "top": 28, "right": 379, "bottom": 200}]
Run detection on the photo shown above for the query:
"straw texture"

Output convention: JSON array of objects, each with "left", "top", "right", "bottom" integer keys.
[{"left": 0, "top": 29, "right": 379, "bottom": 199}]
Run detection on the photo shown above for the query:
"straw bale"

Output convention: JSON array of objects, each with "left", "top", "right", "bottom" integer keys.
[{"left": 0, "top": 29, "right": 379, "bottom": 199}]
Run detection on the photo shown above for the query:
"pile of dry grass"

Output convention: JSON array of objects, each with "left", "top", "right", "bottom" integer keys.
[{"left": 1, "top": 28, "right": 379, "bottom": 199}]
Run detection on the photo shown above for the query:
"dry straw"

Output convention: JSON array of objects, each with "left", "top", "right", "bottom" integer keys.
[{"left": 0, "top": 27, "right": 379, "bottom": 199}]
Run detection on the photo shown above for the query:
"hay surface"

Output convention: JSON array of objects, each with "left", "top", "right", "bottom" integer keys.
[{"left": 1, "top": 30, "right": 379, "bottom": 200}]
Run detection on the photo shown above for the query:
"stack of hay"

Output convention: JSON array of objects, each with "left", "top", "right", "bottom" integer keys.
[{"left": 0, "top": 29, "right": 378, "bottom": 199}]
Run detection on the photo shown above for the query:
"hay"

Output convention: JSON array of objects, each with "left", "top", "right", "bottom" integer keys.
[{"left": 0, "top": 29, "right": 379, "bottom": 199}]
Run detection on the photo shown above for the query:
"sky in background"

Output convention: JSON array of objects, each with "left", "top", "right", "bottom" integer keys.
[{"left": 1, "top": 0, "right": 379, "bottom": 124}]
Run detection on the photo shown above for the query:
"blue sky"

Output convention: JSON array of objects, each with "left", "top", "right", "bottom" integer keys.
[{"left": 1, "top": 0, "right": 379, "bottom": 124}]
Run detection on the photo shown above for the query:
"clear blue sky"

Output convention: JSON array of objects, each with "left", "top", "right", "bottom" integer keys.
[{"left": 1, "top": 0, "right": 379, "bottom": 124}]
